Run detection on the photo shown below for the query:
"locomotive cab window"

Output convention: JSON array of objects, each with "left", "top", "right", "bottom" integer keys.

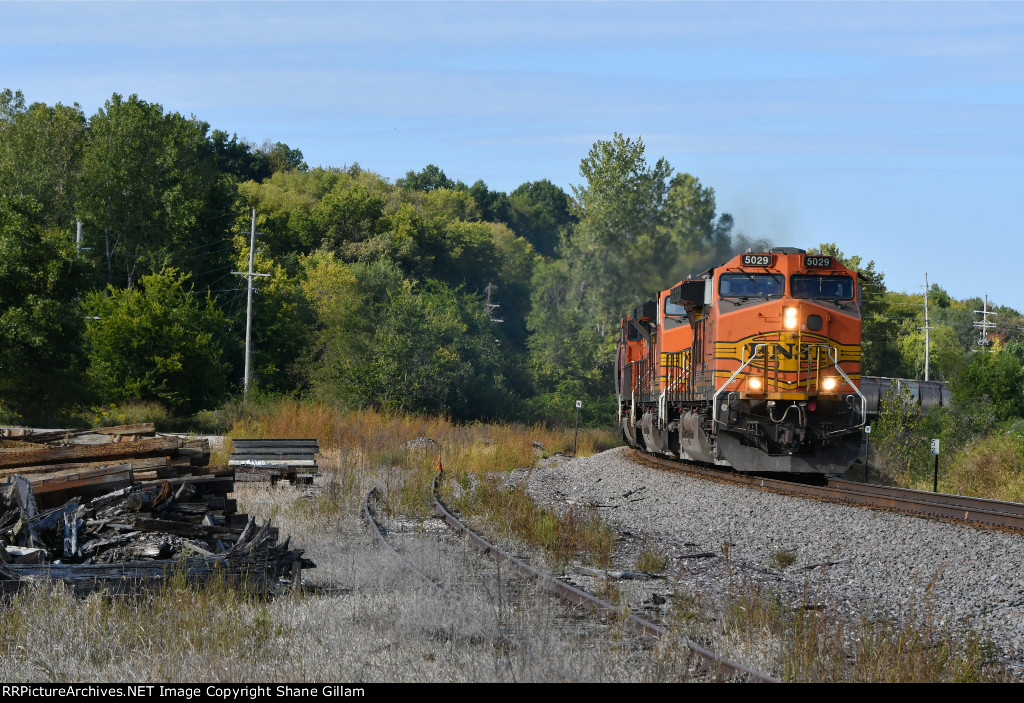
[
  {"left": 718, "top": 273, "right": 784, "bottom": 299},
  {"left": 663, "top": 298, "right": 688, "bottom": 329},
  {"left": 790, "top": 275, "right": 854, "bottom": 300}
]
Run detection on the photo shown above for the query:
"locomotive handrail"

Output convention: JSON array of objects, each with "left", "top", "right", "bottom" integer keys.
[
  {"left": 712, "top": 342, "right": 865, "bottom": 434},
  {"left": 711, "top": 343, "right": 767, "bottom": 434},
  {"left": 822, "top": 344, "right": 867, "bottom": 426}
]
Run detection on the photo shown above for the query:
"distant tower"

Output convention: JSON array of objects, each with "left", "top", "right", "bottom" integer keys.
[
  {"left": 484, "top": 282, "right": 504, "bottom": 323},
  {"left": 973, "top": 295, "right": 997, "bottom": 352}
]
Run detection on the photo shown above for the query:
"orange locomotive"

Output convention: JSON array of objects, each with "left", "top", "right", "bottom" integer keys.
[{"left": 615, "top": 247, "right": 866, "bottom": 473}]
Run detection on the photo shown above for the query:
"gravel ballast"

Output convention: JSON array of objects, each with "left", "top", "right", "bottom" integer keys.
[{"left": 525, "top": 446, "right": 1024, "bottom": 673}]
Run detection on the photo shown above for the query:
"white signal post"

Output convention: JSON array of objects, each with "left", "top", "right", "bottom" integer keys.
[
  {"left": 233, "top": 208, "right": 270, "bottom": 395},
  {"left": 574, "top": 400, "right": 582, "bottom": 455}
]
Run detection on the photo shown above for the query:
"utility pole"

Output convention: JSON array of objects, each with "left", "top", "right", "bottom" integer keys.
[
  {"left": 973, "top": 294, "right": 997, "bottom": 353},
  {"left": 76, "top": 219, "right": 83, "bottom": 254},
  {"left": 920, "top": 273, "right": 932, "bottom": 381},
  {"left": 232, "top": 208, "right": 270, "bottom": 395}
]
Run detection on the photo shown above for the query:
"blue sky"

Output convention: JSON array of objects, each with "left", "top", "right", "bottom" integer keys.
[{"left": 2, "top": 1, "right": 1022, "bottom": 309}]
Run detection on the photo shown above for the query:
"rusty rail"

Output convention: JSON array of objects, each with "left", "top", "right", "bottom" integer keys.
[
  {"left": 361, "top": 485, "right": 577, "bottom": 681},
  {"left": 431, "top": 472, "right": 779, "bottom": 683},
  {"left": 631, "top": 450, "right": 1024, "bottom": 532}
]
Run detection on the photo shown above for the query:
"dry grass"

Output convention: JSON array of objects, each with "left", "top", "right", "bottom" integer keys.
[
  {"left": 228, "top": 400, "right": 618, "bottom": 522},
  {"left": 455, "top": 475, "right": 616, "bottom": 568},
  {"left": 769, "top": 548, "right": 798, "bottom": 570},
  {"left": 713, "top": 580, "right": 1006, "bottom": 682},
  {"left": 933, "top": 433, "right": 1024, "bottom": 502},
  {"left": 634, "top": 536, "right": 670, "bottom": 573},
  {"left": 227, "top": 399, "right": 616, "bottom": 459}
]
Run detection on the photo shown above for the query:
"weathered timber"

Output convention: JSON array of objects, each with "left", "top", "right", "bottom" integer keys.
[
  {"left": 125, "top": 481, "right": 172, "bottom": 512},
  {"left": 128, "top": 517, "right": 254, "bottom": 541},
  {"left": 0, "top": 542, "right": 312, "bottom": 596},
  {"left": 234, "top": 469, "right": 278, "bottom": 482},
  {"left": 0, "top": 423, "right": 156, "bottom": 444},
  {"left": 93, "top": 423, "right": 156, "bottom": 436},
  {"left": 29, "top": 465, "right": 133, "bottom": 496},
  {"left": 138, "top": 474, "right": 234, "bottom": 495},
  {"left": 228, "top": 438, "right": 319, "bottom": 486},
  {"left": 0, "top": 458, "right": 165, "bottom": 483},
  {"left": 0, "top": 437, "right": 180, "bottom": 470},
  {"left": 177, "top": 439, "right": 211, "bottom": 466},
  {"left": 230, "top": 439, "right": 319, "bottom": 449}
]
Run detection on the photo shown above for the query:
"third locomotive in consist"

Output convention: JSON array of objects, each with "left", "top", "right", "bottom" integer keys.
[{"left": 616, "top": 247, "right": 866, "bottom": 473}]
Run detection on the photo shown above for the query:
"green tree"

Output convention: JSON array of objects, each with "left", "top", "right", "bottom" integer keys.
[
  {"left": 656, "top": 173, "right": 737, "bottom": 288},
  {"left": 314, "top": 179, "right": 387, "bottom": 253},
  {"left": 222, "top": 241, "right": 309, "bottom": 394},
  {"left": 299, "top": 251, "right": 367, "bottom": 406},
  {"left": 78, "top": 93, "right": 235, "bottom": 288},
  {"left": 367, "top": 281, "right": 510, "bottom": 418},
  {"left": 401, "top": 164, "right": 459, "bottom": 192},
  {"left": 569, "top": 133, "right": 672, "bottom": 320},
  {"left": 84, "top": 268, "right": 230, "bottom": 414},
  {"left": 255, "top": 139, "right": 307, "bottom": 176},
  {"left": 527, "top": 134, "right": 744, "bottom": 422},
  {"left": 508, "top": 179, "right": 575, "bottom": 258},
  {"left": 468, "top": 179, "right": 511, "bottom": 223},
  {"left": 0, "top": 197, "right": 89, "bottom": 422},
  {"left": 952, "top": 351, "right": 1024, "bottom": 421},
  {"left": 817, "top": 243, "right": 899, "bottom": 377},
  {"left": 528, "top": 134, "right": 671, "bottom": 402},
  {"left": 0, "top": 89, "right": 86, "bottom": 230}
]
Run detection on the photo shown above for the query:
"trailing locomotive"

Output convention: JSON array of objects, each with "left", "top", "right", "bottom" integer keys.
[{"left": 615, "top": 247, "right": 866, "bottom": 473}]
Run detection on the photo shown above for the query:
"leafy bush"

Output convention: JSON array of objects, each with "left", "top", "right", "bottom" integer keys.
[{"left": 83, "top": 268, "right": 230, "bottom": 414}]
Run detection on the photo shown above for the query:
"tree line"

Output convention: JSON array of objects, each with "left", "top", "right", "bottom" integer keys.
[{"left": 1, "top": 88, "right": 1022, "bottom": 431}]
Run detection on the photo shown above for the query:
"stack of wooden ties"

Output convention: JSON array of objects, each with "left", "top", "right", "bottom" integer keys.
[{"left": 0, "top": 424, "right": 313, "bottom": 594}]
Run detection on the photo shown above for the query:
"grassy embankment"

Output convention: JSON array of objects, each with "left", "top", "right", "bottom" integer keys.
[{"left": 0, "top": 400, "right": 1009, "bottom": 681}]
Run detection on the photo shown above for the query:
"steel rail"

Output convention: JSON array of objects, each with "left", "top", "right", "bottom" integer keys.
[
  {"left": 431, "top": 472, "right": 779, "bottom": 683},
  {"left": 361, "top": 484, "right": 574, "bottom": 681},
  {"left": 632, "top": 450, "right": 1024, "bottom": 531},
  {"left": 361, "top": 485, "right": 444, "bottom": 595}
]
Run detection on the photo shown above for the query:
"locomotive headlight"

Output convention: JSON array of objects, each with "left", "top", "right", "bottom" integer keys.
[
  {"left": 822, "top": 377, "right": 837, "bottom": 391},
  {"left": 784, "top": 307, "right": 798, "bottom": 329},
  {"left": 748, "top": 376, "right": 764, "bottom": 391}
]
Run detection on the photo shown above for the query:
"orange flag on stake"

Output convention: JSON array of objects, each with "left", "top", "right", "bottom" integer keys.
[{"left": 435, "top": 453, "right": 444, "bottom": 473}]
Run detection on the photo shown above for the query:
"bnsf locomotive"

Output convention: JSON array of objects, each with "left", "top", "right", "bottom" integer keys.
[{"left": 615, "top": 247, "right": 866, "bottom": 473}]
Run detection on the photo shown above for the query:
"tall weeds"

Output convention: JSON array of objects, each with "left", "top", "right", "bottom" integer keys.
[{"left": 719, "top": 580, "right": 1005, "bottom": 682}]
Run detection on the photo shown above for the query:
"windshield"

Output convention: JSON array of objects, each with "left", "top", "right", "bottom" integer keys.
[
  {"left": 791, "top": 275, "right": 854, "bottom": 300},
  {"left": 663, "top": 298, "right": 688, "bottom": 329},
  {"left": 718, "top": 273, "right": 784, "bottom": 299}
]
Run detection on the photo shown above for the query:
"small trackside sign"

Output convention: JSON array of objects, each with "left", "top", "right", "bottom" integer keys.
[
  {"left": 931, "top": 439, "right": 940, "bottom": 455},
  {"left": 576, "top": 400, "right": 582, "bottom": 409}
]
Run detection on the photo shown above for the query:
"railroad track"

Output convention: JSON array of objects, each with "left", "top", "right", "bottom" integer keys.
[
  {"left": 361, "top": 483, "right": 572, "bottom": 682},
  {"left": 632, "top": 449, "right": 1024, "bottom": 531},
  {"left": 428, "top": 472, "right": 779, "bottom": 683}
]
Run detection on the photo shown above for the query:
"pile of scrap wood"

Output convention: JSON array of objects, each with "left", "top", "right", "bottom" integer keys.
[{"left": 0, "top": 424, "right": 314, "bottom": 594}]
